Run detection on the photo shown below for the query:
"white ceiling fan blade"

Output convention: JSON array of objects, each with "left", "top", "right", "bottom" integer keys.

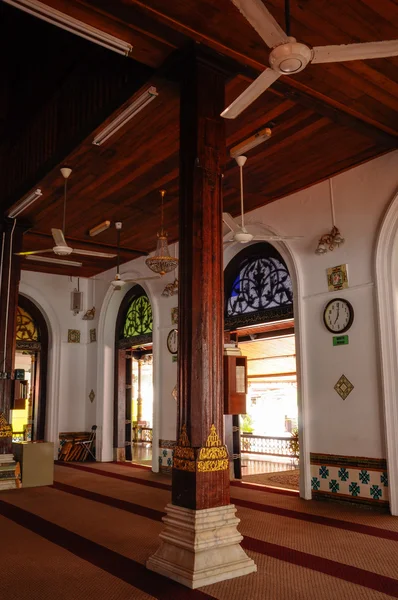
[
  {"left": 51, "top": 228, "right": 67, "bottom": 246},
  {"left": 221, "top": 69, "right": 280, "bottom": 119},
  {"left": 311, "top": 40, "right": 398, "bottom": 64},
  {"left": 223, "top": 212, "right": 242, "bottom": 233},
  {"left": 123, "top": 276, "right": 161, "bottom": 282},
  {"left": 15, "top": 249, "right": 53, "bottom": 256},
  {"left": 252, "top": 235, "right": 303, "bottom": 241},
  {"left": 72, "top": 249, "right": 117, "bottom": 258},
  {"left": 25, "top": 255, "right": 82, "bottom": 267},
  {"left": 231, "top": 0, "right": 288, "bottom": 48}
]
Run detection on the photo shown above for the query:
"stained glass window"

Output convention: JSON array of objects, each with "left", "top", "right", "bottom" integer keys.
[
  {"left": 225, "top": 243, "right": 293, "bottom": 328},
  {"left": 123, "top": 295, "right": 153, "bottom": 338},
  {"left": 15, "top": 306, "right": 39, "bottom": 341}
]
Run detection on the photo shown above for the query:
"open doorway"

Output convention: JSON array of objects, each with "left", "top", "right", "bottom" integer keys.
[
  {"left": 114, "top": 286, "right": 154, "bottom": 465},
  {"left": 11, "top": 296, "right": 48, "bottom": 442},
  {"left": 224, "top": 243, "right": 299, "bottom": 491},
  {"left": 238, "top": 324, "right": 299, "bottom": 490}
]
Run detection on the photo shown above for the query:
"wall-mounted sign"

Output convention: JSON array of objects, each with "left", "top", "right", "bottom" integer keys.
[
  {"left": 333, "top": 335, "right": 349, "bottom": 346},
  {"left": 327, "top": 264, "right": 348, "bottom": 292}
]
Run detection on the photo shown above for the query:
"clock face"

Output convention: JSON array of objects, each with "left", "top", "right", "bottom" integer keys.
[
  {"left": 167, "top": 329, "right": 178, "bottom": 354},
  {"left": 323, "top": 298, "right": 354, "bottom": 333}
]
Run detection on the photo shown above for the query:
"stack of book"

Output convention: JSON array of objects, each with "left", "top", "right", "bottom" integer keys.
[{"left": 0, "top": 453, "right": 21, "bottom": 490}]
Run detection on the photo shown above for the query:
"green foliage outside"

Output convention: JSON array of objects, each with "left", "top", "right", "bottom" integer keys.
[
  {"left": 289, "top": 427, "right": 299, "bottom": 458},
  {"left": 240, "top": 414, "right": 254, "bottom": 434}
]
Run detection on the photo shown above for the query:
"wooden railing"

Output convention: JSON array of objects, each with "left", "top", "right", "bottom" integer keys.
[
  {"left": 241, "top": 434, "right": 296, "bottom": 457},
  {"left": 133, "top": 426, "right": 153, "bottom": 444}
]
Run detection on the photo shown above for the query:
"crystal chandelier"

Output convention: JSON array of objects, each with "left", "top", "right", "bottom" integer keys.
[
  {"left": 315, "top": 179, "right": 345, "bottom": 255},
  {"left": 146, "top": 190, "right": 179, "bottom": 276}
]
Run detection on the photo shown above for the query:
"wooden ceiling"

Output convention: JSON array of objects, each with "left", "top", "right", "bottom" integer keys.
[{"left": 4, "top": 0, "right": 397, "bottom": 277}]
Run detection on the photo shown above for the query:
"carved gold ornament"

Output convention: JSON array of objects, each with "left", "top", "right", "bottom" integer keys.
[
  {"left": 173, "top": 424, "right": 195, "bottom": 470},
  {"left": 197, "top": 459, "right": 229, "bottom": 472},
  {"left": 0, "top": 413, "right": 12, "bottom": 438},
  {"left": 173, "top": 423, "right": 229, "bottom": 472},
  {"left": 178, "top": 424, "right": 190, "bottom": 447},
  {"left": 206, "top": 424, "right": 222, "bottom": 447}
]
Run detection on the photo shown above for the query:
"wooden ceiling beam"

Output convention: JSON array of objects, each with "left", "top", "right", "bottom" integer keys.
[{"left": 124, "top": 0, "right": 397, "bottom": 139}]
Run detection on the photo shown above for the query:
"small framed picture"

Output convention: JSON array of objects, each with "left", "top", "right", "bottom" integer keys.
[
  {"left": 171, "top": 307, "right": 178, "bottom": 325},
  {"left": 327, "top": 264, "right": 348, "bottom": 292}
]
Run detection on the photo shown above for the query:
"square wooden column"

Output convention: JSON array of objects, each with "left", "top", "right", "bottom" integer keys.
[
  {"left": 147, "top": 49, "right": 257, "bottom": 588},
  {"left": 172, "top": 48, "right": 229, "bottom": 510}
]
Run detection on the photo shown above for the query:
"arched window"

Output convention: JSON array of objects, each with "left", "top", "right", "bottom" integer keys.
[
  {"left": 224, "top": 243, "right": 293, "bottom": 329},
  {"left": 16, "top": 306, "right": 40, "bottom": 350},
  {"left": 123, "top": 295, "right": 153, "bottom": 338},
  {"left": 118, "top": 287, "right": 153, "bottom": 348}
]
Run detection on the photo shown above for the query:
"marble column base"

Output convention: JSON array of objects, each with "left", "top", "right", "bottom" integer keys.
[{"left": 146, "top": 503, "right": 256, "bottom": 589}]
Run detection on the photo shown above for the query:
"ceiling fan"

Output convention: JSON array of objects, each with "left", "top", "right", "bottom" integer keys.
[
  {"left": 110, "top": 222, "right": 160, "bottom": 290},
  {"left": 223, "top": 155, "right": 302, "bottom": 244},
  {"left": 16, "top": 168, "right": 117, "bottom": 265},
  {"left": 221, "top": 0, "right": 398, "bottom": 119}
]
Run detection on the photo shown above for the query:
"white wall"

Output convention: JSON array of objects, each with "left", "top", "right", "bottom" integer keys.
[
  {"left": 19, "top": 271, "right": 102, "bottom": 438},
  {"left": 20, "top": 150, "right": 398, "bottom": 468},
  {"left": 225, "top": 150, "right": 398, "bottom": 459}
]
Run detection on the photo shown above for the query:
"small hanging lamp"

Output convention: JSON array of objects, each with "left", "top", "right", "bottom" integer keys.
[{"left": 146, "top": 190, "right": 179, "bottom": 276}]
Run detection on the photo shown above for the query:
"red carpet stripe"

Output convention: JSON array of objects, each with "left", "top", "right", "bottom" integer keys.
[
  {"left": 56, "top": 463, "right": 398, "bottom": 543},
  {"left": 0, "top": 499, "right": 216, "bottom": 600},
  {"left": 116, "top": 461, "right": 152, "bottom": 471},
  {"left": 56, "top": 462, "right": 170, "bottom": 490},
  {"left": 53, "top": 481, "right": 165, "bottom": 521},
  {"left": 51, "top": 480, "right": 398, "bottom": 598},
  {"left": 241, "top": 536, "right": 398, "bottom": 598}
]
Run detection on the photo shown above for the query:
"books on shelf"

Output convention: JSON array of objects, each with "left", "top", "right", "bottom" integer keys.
[{"left": 0, "top": 453, "right": 14, "bottom": 465}]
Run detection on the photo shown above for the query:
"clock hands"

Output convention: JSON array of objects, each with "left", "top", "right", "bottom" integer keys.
[{"left": 334, "top": 307, "right": 340, "bottom": 325}]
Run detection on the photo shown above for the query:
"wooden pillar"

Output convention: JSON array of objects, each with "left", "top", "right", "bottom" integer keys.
[
  {"left": 0, "top": 219, "right": 24, "bottom": 445},
  {"left": 172, "top": 47, "right": 229, "bottom": 510},
  {"left": 147, "top": 48, "right": 256, "bottom": 587}
]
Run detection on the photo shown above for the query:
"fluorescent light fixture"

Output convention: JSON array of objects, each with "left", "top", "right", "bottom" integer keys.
[
  {"left": 230, "top": 127, "right": 272, "bottom": 158},
  {"left": 8, "top": 189, "right": 42, "bottom": 218},
  {"left": 89, "top": 220, "right": 111, "bottom": 237},
  {"left": 92, "top": 87, "right": 158, "bottom": 146},
  {"left": 3, "top": 0, "right": 132, "bottom": 56},
  {"left": 25, "top": 255, "right": 82, "bottom": 267}
]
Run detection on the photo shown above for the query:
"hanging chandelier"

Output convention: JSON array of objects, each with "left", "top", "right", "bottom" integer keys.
[{"left": 146, "top": 190, "right": 179, "bottom": 276}]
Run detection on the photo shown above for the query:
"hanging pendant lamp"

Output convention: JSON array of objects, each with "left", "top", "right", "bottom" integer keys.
[{"left": 146, "top": 190, "right": 179, "bottom": 276}]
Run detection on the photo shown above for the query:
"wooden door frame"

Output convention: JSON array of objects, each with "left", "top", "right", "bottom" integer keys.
[{"left": 17, "top": 294, "right": 48, "bottom": 441}]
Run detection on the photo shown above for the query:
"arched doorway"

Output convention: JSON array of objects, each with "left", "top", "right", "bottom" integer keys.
[
  {"left": 11, "top": 295, "right": 48, "bottom": 442},
  {"left": 114, "top": 285, "right": 154, "bottom": 464},
  {"left": 224, "top": 242, "right": 299, "bottom": 490}
]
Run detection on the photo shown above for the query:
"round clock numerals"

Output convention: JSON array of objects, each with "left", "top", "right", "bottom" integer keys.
[
  {"left": 167, "top": 329, "right": 178, "bottom": 354},
  {"left": 323, "top": 298, "right": 354, "bottom": 334}
]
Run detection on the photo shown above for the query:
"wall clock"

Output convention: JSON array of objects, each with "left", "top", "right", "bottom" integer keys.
[
  {"left": 167, "top": 329, "right": 178, "bottom": 354},
  {"left": 323, "top": 298, "right": 354, "bottom": 334}
]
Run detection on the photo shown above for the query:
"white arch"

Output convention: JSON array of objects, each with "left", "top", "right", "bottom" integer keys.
[
  {"left": 224, "top": 225, "right": 311, "bottom": 500},
  {"left": 19, "top": 281, "right": 62, "bottom": 458},
  {"left": 96, "top": 272, "right": 160, "bottom": 466},
  {"left": 375, "top": 189, "right": 398, "bottom": 515}
]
